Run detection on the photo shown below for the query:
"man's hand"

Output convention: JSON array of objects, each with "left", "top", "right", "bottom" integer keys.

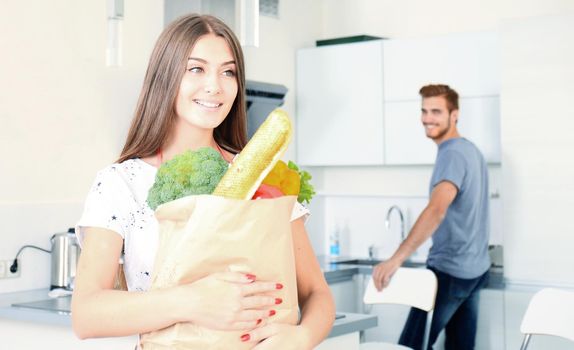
[{"left": 372, "top": 258, "right": 402, "bottom": 291}]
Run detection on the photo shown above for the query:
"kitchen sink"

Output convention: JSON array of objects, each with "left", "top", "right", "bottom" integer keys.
[{"left": 332, "top": 258, "right": 426, "bottom": 268}]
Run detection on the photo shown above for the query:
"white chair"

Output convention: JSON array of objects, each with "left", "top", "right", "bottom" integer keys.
[
  {"left": 519, "top": 288, "right": 574, "bottom": 350},
  {"left": 360, "top": 267, "right": 438, "bottom": 350}
]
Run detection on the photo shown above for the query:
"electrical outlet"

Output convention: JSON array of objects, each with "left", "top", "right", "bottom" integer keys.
[
  {"left": 1, "top": 259, "right": 21, "bottom": 279},
  {"left": 8, "top": 259, "right": 21, "bottom": 278}
]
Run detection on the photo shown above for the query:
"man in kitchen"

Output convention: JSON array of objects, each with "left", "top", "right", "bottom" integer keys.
[{"left": 372, "top": 84, "right": 490, "bottom": 350}]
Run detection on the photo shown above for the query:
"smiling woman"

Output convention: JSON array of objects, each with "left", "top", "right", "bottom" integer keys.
[
  {"left": 117, "top": 14, "right": 248, "bottom": 166},
  {"left": 71, "top": 13, "right": 334, "bottom": 350},
  {"left": 175, "top": 34, "right": 239, "bottom": 138}
]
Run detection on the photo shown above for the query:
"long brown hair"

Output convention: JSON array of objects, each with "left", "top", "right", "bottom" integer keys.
[{"left": 117, "top": 14, "right": 247, "bottom": 163}]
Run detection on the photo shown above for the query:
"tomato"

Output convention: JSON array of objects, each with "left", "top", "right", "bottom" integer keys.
[{"left": 252, "top": 183, "right": 284, "bottom": 199}]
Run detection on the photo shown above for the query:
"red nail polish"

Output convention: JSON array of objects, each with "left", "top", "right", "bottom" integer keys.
[
  {"left": 269, "top": 309, "right": 276, "bottom": 316},
  {"left": 275, "top": 298, "right": 282, "bottom": 305},
  {"left": 256, "top": 319, "right": 262, "bottom": 325},
  {"left": 241, "top": 334, "right": 250, "bottom": 342},
  {"left": 246, "top": 274, "right": 256, "bottom": 281},
  {"left": 276, "top": 283, "right": 283, "bottom": 289}
]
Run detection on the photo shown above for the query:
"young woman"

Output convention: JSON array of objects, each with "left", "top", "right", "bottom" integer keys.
[{"left": 72, "top": 14, "right": 334, "bottom": 349}]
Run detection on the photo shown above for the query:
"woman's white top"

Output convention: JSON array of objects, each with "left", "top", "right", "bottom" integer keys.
[{"left": 76, "top": 158, "right": 310, "bottom": 292}]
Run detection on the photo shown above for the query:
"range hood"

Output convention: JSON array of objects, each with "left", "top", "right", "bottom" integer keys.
[{"left": 245, "top": 80, "right": 288, "bottom": 139}]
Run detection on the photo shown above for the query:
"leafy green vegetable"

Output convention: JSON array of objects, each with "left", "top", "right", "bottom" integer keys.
[
  {"left": 287, "top": 160, "right": 316, "bottom": 205},
  {"left": 147, "top": 147, "right": 228, "bottom": 210}
]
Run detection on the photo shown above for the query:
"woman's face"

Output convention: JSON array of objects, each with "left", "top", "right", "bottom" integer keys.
[{"left": 175, "top": 33, "right": 238, "bottom": 131}]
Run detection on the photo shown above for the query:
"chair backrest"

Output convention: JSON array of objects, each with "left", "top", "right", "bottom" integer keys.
[
  {"left": 520, "top": 288, "right": 574, "bottom": 342},
  {"left": 363, "top": 267, "right": 438, "bottom": 311}
]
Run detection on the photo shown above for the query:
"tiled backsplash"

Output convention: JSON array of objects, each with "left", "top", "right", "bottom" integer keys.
[{"left": 323, "top": 195, "right": 432, "bottom": 260}]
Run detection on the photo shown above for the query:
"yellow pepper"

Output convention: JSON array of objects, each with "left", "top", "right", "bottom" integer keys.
[{"left": 262, "top": 160, "right": 300, "bottom": 196}]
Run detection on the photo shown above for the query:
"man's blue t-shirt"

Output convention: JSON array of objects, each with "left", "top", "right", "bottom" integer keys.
[{"left": 426, "top": 137, "right": 490, "bottom": 279}]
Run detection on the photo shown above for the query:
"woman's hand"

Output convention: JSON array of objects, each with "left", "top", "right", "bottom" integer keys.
[
  {"left": 246, "top": 324, "right": 313, "bottom": 350},
  {"left": 173, "top": 272, "right": 283, "bottom": 331}
]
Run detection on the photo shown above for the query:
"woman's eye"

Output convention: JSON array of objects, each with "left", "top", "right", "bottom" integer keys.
[
  {"left": 187, "top": 66, "right": 203, "bottom": 73},
  {"left": 222, "top": 70, "right": 236, "bottom": 77}
]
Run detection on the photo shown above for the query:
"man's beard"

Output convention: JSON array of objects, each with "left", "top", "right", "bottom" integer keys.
[{"left": 427, "top": 115, "right": 452, "bottom": 141}]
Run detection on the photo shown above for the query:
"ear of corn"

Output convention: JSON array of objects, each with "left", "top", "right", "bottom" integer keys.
[{"left": 212, "top": 109, "right": 292, "bottom": 200}]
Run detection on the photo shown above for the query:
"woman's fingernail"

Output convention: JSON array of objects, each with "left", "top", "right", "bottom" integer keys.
[
  {"left": 269, "top": 309, "right": 276, "bottom": 316},
  {"left": 241, "top": 334, "right": 250, "bottom": 342},
  {"left": 276, "top": 283, "right": 283, "bottom": 289},
  {"left": 246, "top": 274, "right": 256, "bottom": 281},
  {"left": 256, "top": 319, "right": 262, "bottom": 325},
  {"left": 275, "top": 298, "right": 282, "bottom": 304}
]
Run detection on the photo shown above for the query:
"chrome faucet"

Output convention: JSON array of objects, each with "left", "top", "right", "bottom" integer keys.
[{"left": 385, "top": 205, "right": 406, "bottom": 241}]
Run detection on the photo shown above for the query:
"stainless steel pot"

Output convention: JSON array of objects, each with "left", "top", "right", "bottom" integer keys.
[{"left": 50, "top": 228, "right": 80, "bottom": 290}]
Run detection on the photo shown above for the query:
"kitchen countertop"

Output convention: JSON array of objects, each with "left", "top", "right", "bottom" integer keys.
[
  {"left": 0, "top": 289, "right": 72, "bottom": 327},
  {"left": 1, "top": 255, "right": 503, "bottom": 337},
  {"left": 319, "top": 255, "right": 505, "bottom": 290},
  {"left": 0, "top": 288, "right": 377, "bottom": 339}
]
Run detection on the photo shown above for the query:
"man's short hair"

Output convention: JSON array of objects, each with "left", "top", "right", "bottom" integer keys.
[{"left": 419, "top": 84, "right": 459, "bottom": 112}]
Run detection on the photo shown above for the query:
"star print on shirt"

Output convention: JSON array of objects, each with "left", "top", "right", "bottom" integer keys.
[{"left": 111, "top": 215, "right": 117, "bottom": 220}]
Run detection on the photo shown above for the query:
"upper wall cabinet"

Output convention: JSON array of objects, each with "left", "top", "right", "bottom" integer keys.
[
  {"left": 296, "top": 32, "right": 500, "bottom": 166},
  {"left": 458, "top": 97, "right": 501, "bottom": 163},
  {"left": 296, "top": 40, "right": 385, "bottom": 166},
  {"left": 384, "top": 100, "right": 437, "bottom": 165},
  {"left": 383, "top": 31, "right": 499, "bottom": 101}
]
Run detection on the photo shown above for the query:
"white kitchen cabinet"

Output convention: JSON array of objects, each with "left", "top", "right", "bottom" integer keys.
[
  {"left": 296, "top": 40, "right": 385, "bottom": 166},
  {"left": 384, "top": 100, "right": 436, "bottom": 165},
  {"left": 458, "top": 97, "right": 501, "bottom": 163},
  {"left": 384, "top": 97, "right": 500, "bottom": 164},
  {"left": 475, "top": 289, "right": 505, "bottom": 350},
  {"left": 296, "top": 32, "right": 500, "bottom": 166},
  {"left": 329, "top": 277, "right": 359, "bottom": 313},
  {"left": 383, "top": 32, "right": 499, "bottom": 101}
]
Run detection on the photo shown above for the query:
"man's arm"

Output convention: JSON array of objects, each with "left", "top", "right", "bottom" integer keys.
[{"left": 372, "top": 181, "right": 458, "bottom": 291}]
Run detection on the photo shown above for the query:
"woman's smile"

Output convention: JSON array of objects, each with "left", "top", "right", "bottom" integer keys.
[{"left": 193, "top": 99, "right": 224, "bottom": 109}]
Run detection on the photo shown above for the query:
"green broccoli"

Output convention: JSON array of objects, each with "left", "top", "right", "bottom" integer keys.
[{"left": 147, "top": 147, "right": 228, "bottom": 210}]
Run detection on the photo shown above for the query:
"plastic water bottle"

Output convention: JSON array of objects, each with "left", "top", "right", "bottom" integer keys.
[{"left": 329, "top": 225, "right": 341, "bottom": 258}]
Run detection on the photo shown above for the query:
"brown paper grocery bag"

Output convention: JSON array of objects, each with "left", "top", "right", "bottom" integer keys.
[{"left": 140, "top": 195, "right": 299, "bottom": 350}]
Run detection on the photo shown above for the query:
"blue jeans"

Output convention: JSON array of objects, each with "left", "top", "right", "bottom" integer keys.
[{"left": 398, "top": 266, "right": 489, "bottom": 350}]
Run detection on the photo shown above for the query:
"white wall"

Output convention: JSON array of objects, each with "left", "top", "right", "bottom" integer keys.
[
  {"left": 320, "top": 0, "right": 574, "bottom": 39},
  {"left": 0, "top": 0, "right": 164, "bottom": 293},
  {"left": 500, "top": 13, "right": 574, "bottom": 286}
]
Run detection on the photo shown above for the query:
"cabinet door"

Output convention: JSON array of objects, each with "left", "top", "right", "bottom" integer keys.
[
  {"left": 475, "top": 289, "right": 505, "bottom": 350},
  {"left": 457, "top": 97, "right": 501, "bottom": 164},
  {"left": 329, "top": 278, "right": 358, "bottom": 313},
  {"left": 384, "top": 100, "right": 436, "bottom": 165},
  {"left": 383, "top": 32, "right": 499, "bottom": 101},
  {"left": 296, "top": 41, "right": 385, "bottom": 166}
]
